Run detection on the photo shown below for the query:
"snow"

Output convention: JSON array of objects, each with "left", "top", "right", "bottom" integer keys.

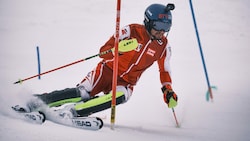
[{"left": 0, "top": 0, "right": 250, "bottom": 140}]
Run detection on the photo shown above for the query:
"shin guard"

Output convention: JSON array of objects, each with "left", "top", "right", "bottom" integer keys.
[
  {"left": 35, "top": 88, "right": 82, "bottom": 107},
  {"left": 74, "top": 92, "right": 125, "bottom": 116}
]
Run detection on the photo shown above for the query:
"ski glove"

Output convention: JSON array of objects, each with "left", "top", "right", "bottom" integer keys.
[{"left": 161, "top": 84, "right": 178, "bottom": 108}]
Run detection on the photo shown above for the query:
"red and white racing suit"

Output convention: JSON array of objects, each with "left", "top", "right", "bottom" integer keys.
[{"left": 78, "top": 24, "right": 172, "bottom": 101}]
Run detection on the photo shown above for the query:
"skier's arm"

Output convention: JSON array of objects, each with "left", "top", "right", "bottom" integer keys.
[
  {"left": 100, "top": 25, "right": 132, "bottom": 60},
  {"left": 99, "top": 36, "right": 115, "bottom": 60},
  {"left": 157, "top": 44, "right": 178, "bottom": 108},
  {"left": 157, "top": 44, "right": 172, "bottom": 85}
]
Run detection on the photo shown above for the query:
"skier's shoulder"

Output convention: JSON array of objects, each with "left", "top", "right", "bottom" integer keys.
[
  {"left": 128, "top": 23, "right": 144, "bottom": 28},
  {"left": 127, "top": 23, "right": 145, "bottom": 31},
  {"left": 121, "top": 23, "right": 144, "bottom": 31},
  {"left": 120, "top": 24, "right": 145, "bottom": 40}
]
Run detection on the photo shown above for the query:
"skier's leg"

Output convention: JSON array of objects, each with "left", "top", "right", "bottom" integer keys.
[
  {"left": 34, "top": 88, "right": 82, "bottom": 107},
  {"left": 17, "top": 88, "right": 81, "bottom": 113},
  {"left": 26, "top": 62, "right": 108, "bottom": 111},
  {"left": 26, "top": 62, "right": 105, "bottom": 113},
  {"left": 74, "top": 85, "right": 133, "bottom": 117}
]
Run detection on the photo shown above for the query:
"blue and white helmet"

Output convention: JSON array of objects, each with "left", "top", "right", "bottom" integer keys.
[{"left": 144, "top": 3, "right": 175, "bottom": 33}]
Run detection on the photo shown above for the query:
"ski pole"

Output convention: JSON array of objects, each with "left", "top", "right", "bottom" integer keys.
[
  {"left": 13, "top": 49, "right": 111, "bottom": 84},
  {"left": 14, "top": 39, "right": 138, "bottom": 85},
  {"left": 171, "top": 108, "right": 180, "bottom": 128}
]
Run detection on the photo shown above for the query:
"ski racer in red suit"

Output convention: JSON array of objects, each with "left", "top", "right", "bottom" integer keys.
[{"left": 13, "top": 3, "right": 178, "bottom": 118}]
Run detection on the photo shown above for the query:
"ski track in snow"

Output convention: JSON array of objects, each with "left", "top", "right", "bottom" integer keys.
[{"left": 1, "top": 0, "right": 250, "bottom": 141}]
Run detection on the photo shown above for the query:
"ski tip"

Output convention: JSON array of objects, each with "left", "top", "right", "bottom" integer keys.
[
  {"left": 96, "top": 117, "right": 104, "bottom": 129},
  {"left": 38, "top": 111, "right": 46, "bottom": 123}
]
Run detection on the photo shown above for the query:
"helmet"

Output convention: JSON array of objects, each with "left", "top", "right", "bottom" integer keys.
[{"left": 144, "top": 3, "right": 175, "bottom": 33}]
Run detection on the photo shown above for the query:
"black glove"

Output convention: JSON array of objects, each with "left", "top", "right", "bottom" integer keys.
[{"left": 161, "top": 84, "right": 178, "bottom": 108}]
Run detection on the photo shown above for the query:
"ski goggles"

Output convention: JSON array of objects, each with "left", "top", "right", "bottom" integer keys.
[{"left": 152, "top": 21, "right": 171, "bottom": 32}]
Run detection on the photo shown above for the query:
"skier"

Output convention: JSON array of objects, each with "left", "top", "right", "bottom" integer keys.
[{"left": 13, "top": 3, "right": 178, "bottom": 118}]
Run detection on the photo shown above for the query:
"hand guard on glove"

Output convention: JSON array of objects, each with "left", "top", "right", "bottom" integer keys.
[
  {"left": 161, "top": 84, "right": 178, "bottom": 108},
  {"left": 111, "top": 38, "right": 138, "bottom": 54}
]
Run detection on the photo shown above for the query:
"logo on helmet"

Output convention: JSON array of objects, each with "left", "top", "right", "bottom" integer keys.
[
  {"left": 158, "top": 14, "right": 172, "bottom": 21},
  {"left": 158, "top": 14, "right": 168, "bottom": 19},
  {"left": 147, "top": 9, "right": 153, "bottom": 16}
]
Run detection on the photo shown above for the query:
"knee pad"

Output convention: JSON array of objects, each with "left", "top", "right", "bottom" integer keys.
[{"left": 76, "top": 84, "right": 91, "bottom": 101}]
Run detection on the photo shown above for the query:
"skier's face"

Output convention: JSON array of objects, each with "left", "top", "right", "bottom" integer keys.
[{"left": 150, "top": 28, "right": 165, "bottom": 40}]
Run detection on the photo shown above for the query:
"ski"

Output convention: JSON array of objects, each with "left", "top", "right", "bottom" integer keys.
[
  {"left": 11, "top": 105, "right": 103, "bottom": 130},
  {"left": 49, "top": 116, "right": 103, "bottom": 131},
  {"left": 43, "top": 103, "right": 104, "bottom": 130},
  {"left": 22, "top": 111, "right": 45, "bottom": 124},
  {"left": 11, "top": 105, "right": 46, "bottom": 124},
  {"left": 13, "top": 111, "right": 46, "bottom": 124}
]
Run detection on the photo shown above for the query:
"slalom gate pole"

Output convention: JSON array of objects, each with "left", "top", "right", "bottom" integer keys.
[
  {"left": 36, "top": 46, "right": 41, "bottom": 80},
  {"left": 13, "top": 49, "right": 112, "bottom": 84},
  {"left": 189, "top": 0, "right": 214, "bottom": 101},
  {"left": 110, "top": 0, "right": 121, "bottom": 130}
]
